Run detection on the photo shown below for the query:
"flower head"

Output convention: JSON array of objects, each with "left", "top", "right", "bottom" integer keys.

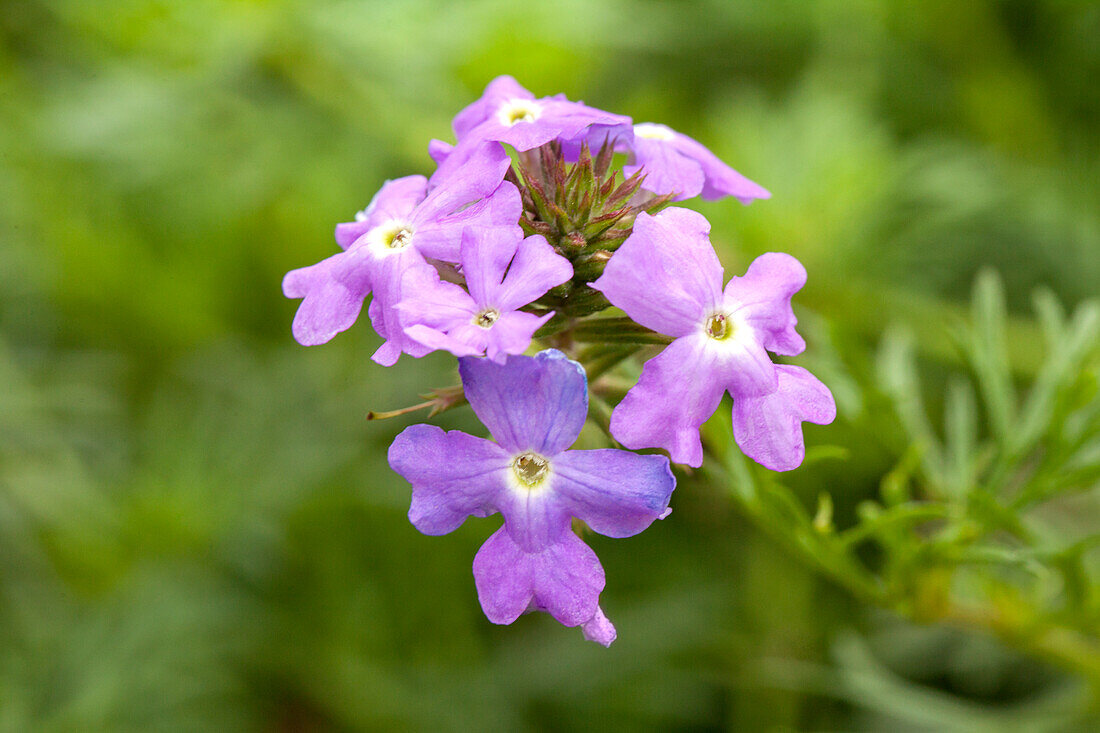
[
  {"left": 388, "top": 350, "right": 676, "bottom": 644},
  {"left": 452, "top": 75, "right": 631, "bottom": 152},
  {"left": 591, "top": 207, "right": 833, "bottom": 468}
]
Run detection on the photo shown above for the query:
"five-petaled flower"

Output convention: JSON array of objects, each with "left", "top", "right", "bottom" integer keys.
[
  {"left": 388, "top": 350, "right": 677, "bottom": 645},
  {"left": 452, "top": 75, "right": 631, "bottom": 152},
  {"left": 592, "top": 207, "right": 835, "bottom": 469},
  {"left": 400, "top": 226, "right": 573, "bottom": 363}
]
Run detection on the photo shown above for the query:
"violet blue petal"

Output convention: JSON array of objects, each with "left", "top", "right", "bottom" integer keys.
[
  {"left": 494, "top": 235, "right": 573, "bottom": 312},
  {"left": 473, "top": 526, "right": 604, "bottom": 628},
  {"left": 623, "top": 135, "right": 705, "bottom": 201},
  {"left": 552, "top": 449, "right": 675, "bottom": 538},
  {"left": 723, "top": 253, "right": 807, "bottom": 356},
  {"left": 282, "top": 249, "right": 372, "bottom": 346},
  {"left": 581, "top": 607, "right": 617, "bottom": 647},
  {"left": 591, "top": 208, "right": 723, "bottom": 337},
  {"left": 609, "top": 335, "right": 730, "bottom": 467},
  {"left": 494, "top": 484, "right": 573, "bottom": 551},
  {"left": 458, "top": 350, "right": 587, "bottom": 456},
  {"left": 732, "top": 365, "right": 836, "bottom": 471},
  {"left": 388, "top": 425, "right": 510, "bottom": 534}
]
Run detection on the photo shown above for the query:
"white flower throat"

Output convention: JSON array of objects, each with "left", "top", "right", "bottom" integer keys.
[{"left": 497, "top": 99, "right": 541, "bottom": 127}]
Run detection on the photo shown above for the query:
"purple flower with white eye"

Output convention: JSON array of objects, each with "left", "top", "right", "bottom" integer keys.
[
  {"left": 401, "top": 227, "right": 573, "bottom": 363},
  {"left": 388, "top": 350, "right": 676, "bottom": 645},
  {"left": 282, "top": 141, "right": 519, "bottom": 364},
  {"left": 452, "top": 75, "right": 631, "bottom": 152},
  {"left": 624, "top": 123, "right": 770, "bottom": 204},
  {"left": 591, "top": 207, "right": 834, "bottom": 469}
]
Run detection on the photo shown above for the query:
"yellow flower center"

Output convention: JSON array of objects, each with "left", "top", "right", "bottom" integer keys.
[
  {"left": 511, "top": 452, "right": 550, "bottom": 488},
  {"left": 474, "top": 308, "right": 500, "bottom": 329},
  {"left": 705, "top": 313, "right": 734, "bottom": 341},
  {"left": 384, "top": 227, "right": 413, "bottom": 249}
]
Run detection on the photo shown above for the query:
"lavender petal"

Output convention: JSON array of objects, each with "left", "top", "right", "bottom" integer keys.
[
  {"left": 732, "top": 365, "right": 836, "bottom": 471},
  {"left": 388, "top": 425, "right": 511, "bottom": 535}
]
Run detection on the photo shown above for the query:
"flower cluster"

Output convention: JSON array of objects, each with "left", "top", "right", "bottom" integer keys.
[{"left": 284, "top": 76, "right": 835, "bottom": 645}]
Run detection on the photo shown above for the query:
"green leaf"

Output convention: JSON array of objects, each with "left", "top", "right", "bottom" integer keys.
[{"left": 968, "top": 269, "right": 1016, "bottom": 443}]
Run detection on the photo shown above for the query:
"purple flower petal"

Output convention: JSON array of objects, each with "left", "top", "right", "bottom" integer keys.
[
  {"left": 427, "top": 138, "right": 453, "bottom": 166},
  {"left": 552, "top": 449, "right": 675, "bottom": 537},
  {"left": 459, "top": 227, "right": 523, "bottom": 306},
  {"left": 723, "top": 253, "right": 807, "bottom": 356},
  {"left": 366, "top": 252, "right": 438, "bottom": 365},
  {"left": 625, "top": 123, "right": 769, "bottom": 204},
  {"left": 453, "top": 76, "right": 535, "bottom": 140},
  {"left": 480, "top": 311, "right": 553, "bottom": 364},
  {"left": 388, "top": 424, "right": 511, "bottom": 534},
  {"left": 402, "top": 324, "right": 483, "bottom": 358},
  {"left": 400, "top": 230, "right": 561, "bottom": 362},
  {"left": 732, "top": 365, "right": 836, "bottom": 471},
  {"left": 494, "top": 484, "right": 573, "bottom": 551},
  {"left": 459, "top": 350, "right": 587, "bottom": 456},
  {"left": 473, "top": 526, "right": 604, "bottom": 628},
  {"left": 353, "top": 175, "right": 428, "bottom": 231},
  {"left": 610, "top": 335, "right": 730, "bottom": 467},
  {"left": 334, "top": 220, "right": 370, "bottom": 251},
  {"left": 494, "top": 235, "right": 573, "bottom": 312},
  {"left": 669, "top": 132, "right": 771, "bottom": 204},
  {"left": 282, "top": 249, "right": 372, "bottom": 346},
  {"left": 581, "top": 607, "right": 616, "bottom": 647},
  {"left": 623, "top": 135, "right": 705, "bottom": 201},
  {"left": 560, "top": 123, "right": 633, "bottom": 162},
  {"left": 592, "top": 208, "right": 724, "bottom": 337},
  {"left": 410, "top": 182, "right": 522, "bottom": 263}
]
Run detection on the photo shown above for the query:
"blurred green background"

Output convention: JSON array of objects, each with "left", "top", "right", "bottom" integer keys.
[{"left": 2, "top": 0, "right": 1099, "bottom": 730}]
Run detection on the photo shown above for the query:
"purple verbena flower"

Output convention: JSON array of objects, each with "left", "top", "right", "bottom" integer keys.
[
  {"left": 624, "top": 123, "right": 770, "bottom": 203},
  {"left": 400, "top": 226, "right": 573, "bottom": 363},
  {"left": 452, "top": 75, "right": 631, "bottom": 152},
  {"left": 282, "top": 141, "right": 519, "bottom": 364},
  {"left": 591, "top": 207, "right": 834, "bottom": 469},
  {"left": 388, "top": 350, "right": 676, "bottom": 645}
]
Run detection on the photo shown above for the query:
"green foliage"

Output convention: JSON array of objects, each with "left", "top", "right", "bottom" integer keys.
[{"left": 702, "top": 271, "right": 1100, "bottom": 727}]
